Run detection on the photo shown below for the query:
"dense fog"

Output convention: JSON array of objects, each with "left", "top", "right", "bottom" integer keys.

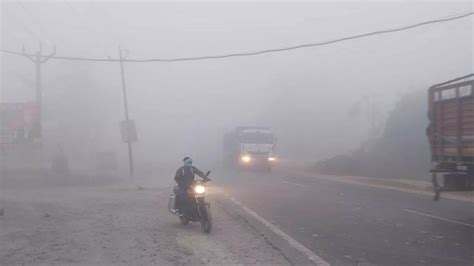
[
  {"left": 2, "top": 2, "right": 474, "bottom": 265},
  {"left": 1, "top": 1, "right": 472, "bottom": 172}
]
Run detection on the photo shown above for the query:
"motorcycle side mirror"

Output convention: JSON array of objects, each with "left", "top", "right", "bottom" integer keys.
[{"left": 206, "top": 170, "right": 211, "bottom": 176}]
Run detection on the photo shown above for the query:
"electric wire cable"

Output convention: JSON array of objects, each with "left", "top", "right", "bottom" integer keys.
[{"left": 1, "top": 11, "right": 472, "bottom": 63}]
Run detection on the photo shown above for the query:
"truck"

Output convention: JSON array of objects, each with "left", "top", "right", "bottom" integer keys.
[
  {"left": 427, "top": 74, "right": 474, "bottom": 197},
  {"left": 223, "top": 127, "right": 277, "bottom": 171}
]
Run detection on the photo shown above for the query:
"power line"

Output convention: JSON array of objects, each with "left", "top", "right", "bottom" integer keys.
[
  {"left": 0, "top": 48, "right": 24, "bottom": 56},
  {"left": 127, "top": 11, "right": 474, "bottom": 62},
  {"left": 1, "top": 11, "right": 472, "bottom": 62}
]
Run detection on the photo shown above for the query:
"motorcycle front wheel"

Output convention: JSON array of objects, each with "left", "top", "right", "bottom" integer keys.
[{"left": 200, "top": 204, "right": 212, "bottom": 233}]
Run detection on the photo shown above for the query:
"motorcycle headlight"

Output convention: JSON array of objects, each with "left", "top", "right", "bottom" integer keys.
[{"left": 194, "top": 185, "right": 206, "bottom": 194}]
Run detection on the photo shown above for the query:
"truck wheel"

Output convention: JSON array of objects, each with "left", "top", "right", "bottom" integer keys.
[
  {"left": 444, "top": 174, "right": 472, "bottom": 191},
  {"left": 266, "top": 165, "right": 272, "bottom": 173},
  {"left": 468, "top": 171, "right": 474, "bottom": 190},
  {"left": 456, "top": 175, "right": 471, "bottom": 191},
  {"left": 443, "top": 174, "right": 457, "bottom": 191}
]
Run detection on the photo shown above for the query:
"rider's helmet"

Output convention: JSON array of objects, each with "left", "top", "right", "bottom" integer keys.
[{"left": 183, "top": 157, "right": 193, "bottom": 167}]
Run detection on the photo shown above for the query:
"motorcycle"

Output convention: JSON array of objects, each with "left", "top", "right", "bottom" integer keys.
[{"left": 168, "top": 170, "right": 212, "bottom": 233}]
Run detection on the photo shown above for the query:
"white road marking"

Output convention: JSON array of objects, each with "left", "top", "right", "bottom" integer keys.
[
  {"left": 229, "top": 197, "right": 330, "bottom": 266},
  {"left": 404, "top": 209, "right": 474, "bottom": 228},
  {"left": 282, "top": 180, "right": 306, "bottom": 188}
]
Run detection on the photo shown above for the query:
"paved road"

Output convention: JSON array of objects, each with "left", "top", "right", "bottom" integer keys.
[{"left": 216, "top": 168, "right": 474, "bottom": 265}]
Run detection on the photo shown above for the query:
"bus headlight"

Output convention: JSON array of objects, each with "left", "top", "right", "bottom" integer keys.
[
  {"left": 194, "top": 185, "right": 206, "bottom": 194},
  {"left": 268, "top": 157, "right": 276, "bottom": 161},
  {"left": 241, "top": 156, "right": 251, "bottom": 163}
]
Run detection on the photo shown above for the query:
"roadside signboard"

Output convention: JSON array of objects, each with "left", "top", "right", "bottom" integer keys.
[{"left": 0, "top": 102, "right": 40, "bottom": 145}]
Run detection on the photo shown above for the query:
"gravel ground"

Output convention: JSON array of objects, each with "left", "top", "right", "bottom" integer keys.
[{"left": 0, "top": 173, "right": 289, "bottom": 265}]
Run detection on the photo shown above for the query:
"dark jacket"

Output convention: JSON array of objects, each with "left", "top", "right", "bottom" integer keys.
[{"left": 174, "top": 165, "right": 206, "bottom": 188}]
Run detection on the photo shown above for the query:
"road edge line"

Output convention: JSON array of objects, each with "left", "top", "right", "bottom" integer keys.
[
  {"left": 291, "top": 171, "right": 474, "bottom": 203},
  {"left": 404, "top": 209, "right": 474, "bottom": 228},
  {"left": 229, "top": 196, "right": 330, "bottom": 266}
]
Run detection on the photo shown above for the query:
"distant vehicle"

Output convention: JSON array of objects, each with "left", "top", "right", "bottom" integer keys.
[
  {"left": 427, "top": 74, "right": 474, "bottom": 198},
  {"left": 223, "top": 126, "right": 277, "bottom": 171}
]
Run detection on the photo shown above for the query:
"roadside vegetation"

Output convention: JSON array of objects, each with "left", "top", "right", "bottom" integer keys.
[{"left": 315, "top": 90, "right": 430, "bottom": 179}]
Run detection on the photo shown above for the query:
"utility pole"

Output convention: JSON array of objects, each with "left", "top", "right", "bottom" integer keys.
[
  {"left": 0, "top": 145, "right": 5, "bottom": 216},
  {"left": 23, "top": 44, "right": 55, "bottom": 161},
  {"left": 118, "top": 47, "right": 135, "bottom": 178}
]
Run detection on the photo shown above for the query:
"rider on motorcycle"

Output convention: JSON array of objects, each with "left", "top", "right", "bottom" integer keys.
[{"left": 174, "top": 157, "right": 209, "bottom": 215}]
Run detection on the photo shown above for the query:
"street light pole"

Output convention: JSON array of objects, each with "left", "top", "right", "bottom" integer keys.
[
  {"left": 118, "top": 47, "right": 134, "bottom": 178},
  {"left": 23, "top": 44, "right": 55, "bottom": 165},
  {"left": 23, "top": 44, "right": 55, "bottom": 138}
]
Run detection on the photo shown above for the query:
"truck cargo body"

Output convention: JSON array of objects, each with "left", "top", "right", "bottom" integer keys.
[
  {"left": 428, "top": 74, "right": 474, "bottom": 190},
  {"left": 223, "top": 127, "right": 276, "bottom": 170}
]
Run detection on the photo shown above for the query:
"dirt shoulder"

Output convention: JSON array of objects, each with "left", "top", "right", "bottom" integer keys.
[{"left": 0, "top": 173, "right": 289, "bottom": 265}]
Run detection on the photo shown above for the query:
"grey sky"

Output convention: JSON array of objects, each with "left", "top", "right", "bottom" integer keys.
[{"left": 1, "top": 1, "right": 472, "bottom": 166}]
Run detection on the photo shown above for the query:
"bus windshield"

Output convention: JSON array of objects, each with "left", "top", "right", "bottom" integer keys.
[{"left": 241, "top": 132, "right": 274, "bottom": 144}]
